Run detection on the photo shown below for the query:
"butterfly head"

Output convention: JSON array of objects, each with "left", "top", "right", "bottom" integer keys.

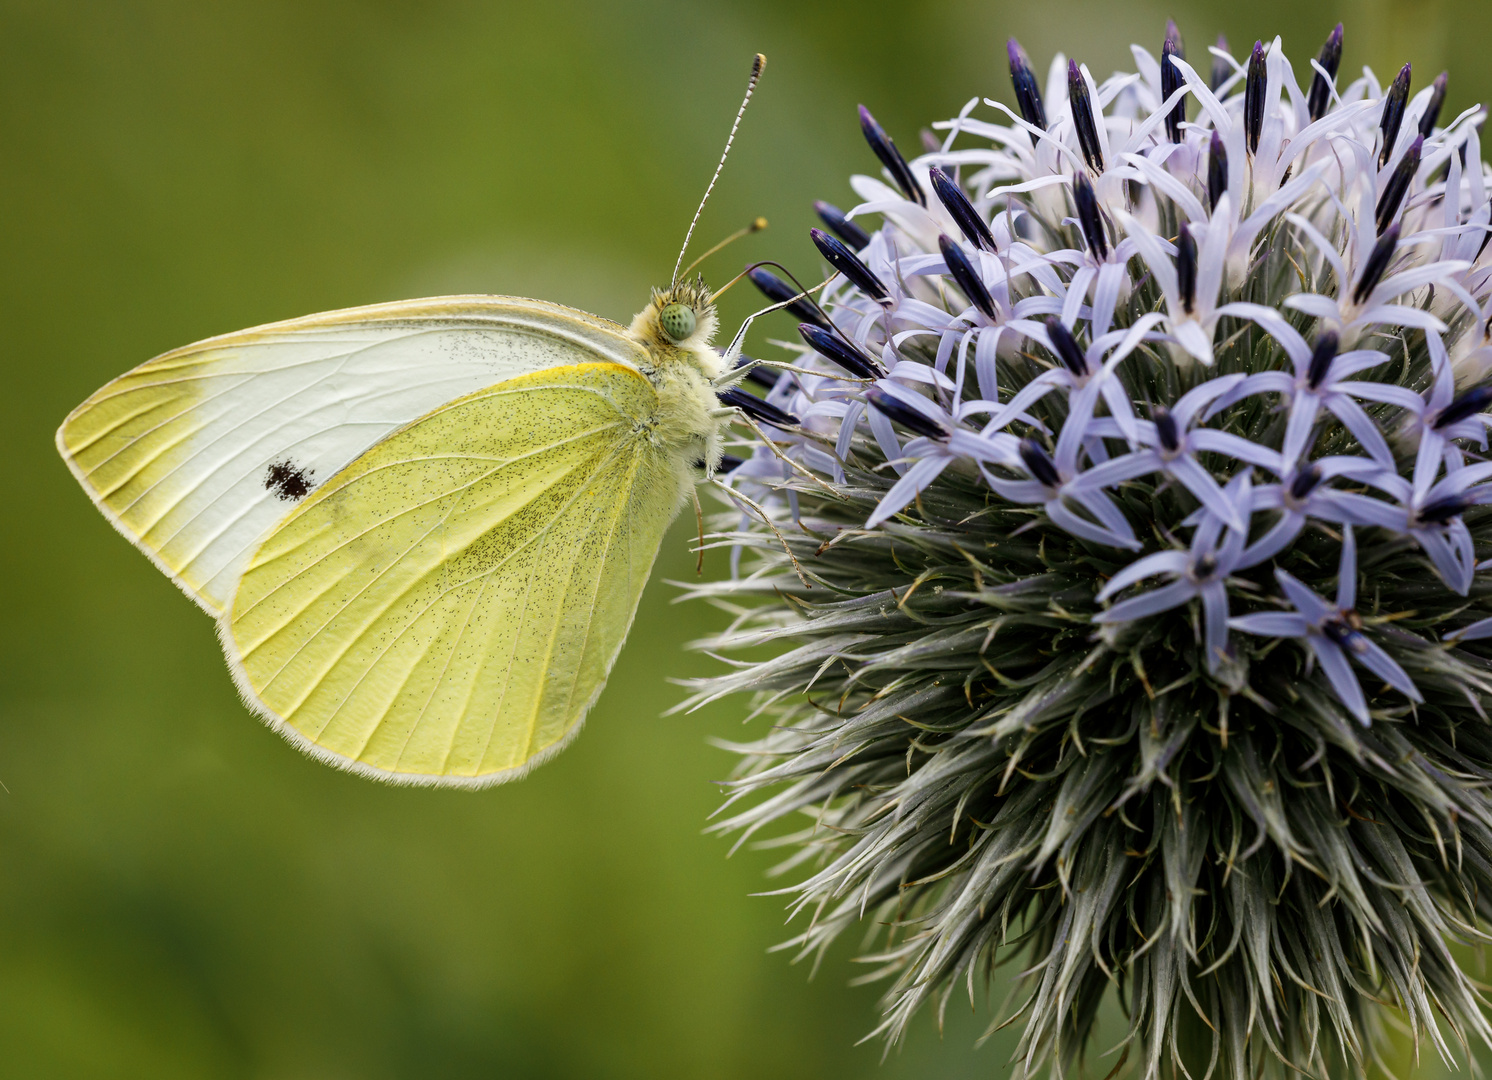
[{"left": 630, "top": 277, "right": 720, "bottom": 372}]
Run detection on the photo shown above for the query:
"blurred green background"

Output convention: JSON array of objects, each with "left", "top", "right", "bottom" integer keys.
[{"left": 4, "top": 1, "right": 1492, "bottom": 1077}]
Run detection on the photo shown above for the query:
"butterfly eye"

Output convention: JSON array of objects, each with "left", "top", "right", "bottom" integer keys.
[{"left": 658, "top": 303, "right": 697, "bottom": 342}]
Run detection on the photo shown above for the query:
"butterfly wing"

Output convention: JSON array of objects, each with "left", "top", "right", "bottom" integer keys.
[
  {"left": 56, "top": 295, "right": 648, "bottom": 614},
  {"left": 223, "top": 362, "right": 689, "bottom": 786}
]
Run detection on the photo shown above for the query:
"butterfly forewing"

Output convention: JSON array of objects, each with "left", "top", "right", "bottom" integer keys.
[
  {"left": 56, "top": 296, "right": 649, "bottom": 614},
  {"left": 224, "top": 363, "right": 686, "bottom": 786}
]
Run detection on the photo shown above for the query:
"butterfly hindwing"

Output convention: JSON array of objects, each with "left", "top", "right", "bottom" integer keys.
[
  {"left": 56, "top": 296, "right": 650, "bottom": 614},
  {"left": 223, "top": 362, "right": 688, "bottom": 786}
]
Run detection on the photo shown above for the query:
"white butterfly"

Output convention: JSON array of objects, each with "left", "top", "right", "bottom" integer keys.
[{"left": 57, "top": 56, "right": 783, "bottom": 788}]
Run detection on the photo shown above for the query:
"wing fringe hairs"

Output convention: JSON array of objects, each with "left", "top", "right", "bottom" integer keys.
[{"left": 680, "top": 26, "right": 1492, "bottom": 1080}]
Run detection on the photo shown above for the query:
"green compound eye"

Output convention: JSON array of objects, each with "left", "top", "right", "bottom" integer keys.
[{"left": 658, "top": 303, "right": 697, "bottom": 342}]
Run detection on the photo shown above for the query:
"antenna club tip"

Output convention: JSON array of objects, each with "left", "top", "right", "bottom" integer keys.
[
  {"left": 751, "top": 217, "right": 769, "bottom": 231},
  {"left": 752, "top": 53, "right": 766, "bottom": 77}
]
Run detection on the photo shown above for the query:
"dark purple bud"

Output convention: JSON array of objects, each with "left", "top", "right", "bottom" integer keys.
[
  {"left": 866, "top": 386, "right": 949, "bottom": 440},
  {"left": 1162, "top": 21, "right": 1186, "bottom": 143},
  {"left": 1353, "top": 223, "right": 1400, "bottom": 303},
  {"left": 797, "top": 323, "right": 884, "bottom": 380},
  {"left": 1375, "top": 136, "right": 1422, "bottom": 234},
  {"left": 1380, "top": 63, "right": 1412, "bottom": 168},
  {"left": 747, "top": 266, "right": 832, "bottom": 330},
  {"left": 1019, "top": 437, "right": 1062, "bottom": 488},
  {"left": 1046, "top": 317, "right": 1089, "bottom": 377},
  {"left": 929, "top": 167, "right": 996, "bottom": 252},
  {"left": 811, "top": 227, "right": 892, "bottom": 307},
  {"left": 733, "top": 354, "right": 785, "bottom": 391},
  {"left": 1008, "top": 38, "right": 1048, "bottom": 130},
  {"left": 1068, "top": 60, "right": 1105, "bottom": 172},
  {"left": 813, "top": 201, "right": 871, "bottom": 250},
  {"left": 1418, "top": 493, "right": 1471, "bottom": 525},
  {"left": 1307, "top": 24, "right": 1343, "bottom": 122},
  {"left": 1435, "top": 385, "right": 1492, "bottom": 429},
  {"left": 859, "top": 105, "right": 926, "bottom": 207},
  {"left": 1208, "top": 130, "right": 1228, "bottom": 211},
  {"left": 1072, "top": 171, "right": 1109, "bottom": 261},
  {"left": 1210, "top": 35, "right": 1231, "bottom": 94},
  {"left": 1176, "top": 223, "right": 1197, "bottom": 313},
  {"left": 717, "top": 386, "right": 800, "bottom": 428},
  {"left": 1153, "top": 405, "right": 1181, "bottom": 452},
  {"left": 1420, "top": 71, "right": 1449, "bottom": 137},
  {"left": 938, "top": 235, "right": 997, "bottom": 319},
  {"left": 1289, "top": 463, "right": 1323, "bottom": 500},
  {"left": 1244, "top": 41, "right": 1266, "bottom": 155},
  {"left": 1306, "top": 332, "right": 1340, "bottom": 389},
  {"left": 715, "top": 453, "right": 745, "bottom": 471}
]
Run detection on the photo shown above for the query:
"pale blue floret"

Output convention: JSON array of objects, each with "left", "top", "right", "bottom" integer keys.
[
  {"left": 1070, "top": 374, "right": 1276, "bottom": 529},
  {"left": 1235, "top": 455, "right": 1389, "bottom": 567},
  {"left": 1230, "top": 528, "right": 1421, "bottom": 723},
  {"left": 1093, "top": 473, "right": 1253, "bottom": 670},
  {"left": 1200, "top": 303, "right": 1419, "bottom": 468}
]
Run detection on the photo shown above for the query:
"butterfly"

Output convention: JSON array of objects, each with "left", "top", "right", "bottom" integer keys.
[{"left": 56, "top": 56, "right": 777, "bottom": 788}]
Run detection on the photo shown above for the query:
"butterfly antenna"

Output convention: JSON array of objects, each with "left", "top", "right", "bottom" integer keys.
[
  {"left": 681, "top": 216, "right": 768, "bottom": 279},
  {"left": 672, "top": 53, "right": 766, "bottom": 285}
]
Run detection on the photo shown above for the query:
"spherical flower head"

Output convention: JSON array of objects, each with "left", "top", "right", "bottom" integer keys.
[{"left": 683, "top": 24, "right": 1492, "bottom": 1080}]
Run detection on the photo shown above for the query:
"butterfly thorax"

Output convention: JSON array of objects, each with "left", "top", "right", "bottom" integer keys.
[{"left": 625, "top": 280, "right": 727, "bottom": 469}]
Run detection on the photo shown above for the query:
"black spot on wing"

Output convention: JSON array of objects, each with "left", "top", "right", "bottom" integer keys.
[{"left": 265, "top": 459, "right": 314, "bottom": 501}]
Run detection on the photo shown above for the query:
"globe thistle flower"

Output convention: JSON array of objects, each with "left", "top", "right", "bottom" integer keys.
[{"left": 683, "top": 24, "right": 1492, "bottom": 1080}]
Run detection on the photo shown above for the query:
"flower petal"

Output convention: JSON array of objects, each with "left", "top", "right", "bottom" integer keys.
[
  {"left": 1449, "top": 616, "right": 1492, "bottom": 642},
  {"left": 1237, "top": 511, "right": 1306, "bottom": 568},
  {"left": 1337, "top": 526, "right": 1357, "bottom": 610},
  {"left": 1170, "top": 454, "right": 1247, "bottom": 530},
  {"left": 1307, "top": 636, "right": 1370, "bottom": 724},
  {"left": 1047, "top": 497, "right": 1142, "bottom": 550},
  {"left": 1094, "top": 578, "right": 1199, "bottom": 623},
  {"left": 1096, "top": 550, "right": 1191, "bottom": 601},
  {"left": 1274, "top": 569, "right": 1333, "bottom": 623},
  {"left": 1189, "top": 429, "right": 1284, "bottom": 472},
  {"left": 1229, "top": 612, "right": 1311, "bottom": 637},
  {"left": 865, "top": 456, "right": 952, "bottom": 527},
  {"left": 1352, "top": 638, "right": 1422, "bottom": 703},
  {"left": 1215, "top": 302, "right": 1313, "bottom": 371},
  {"left": 1201, "top": 580, "right": 1231, "bottom": 670}
]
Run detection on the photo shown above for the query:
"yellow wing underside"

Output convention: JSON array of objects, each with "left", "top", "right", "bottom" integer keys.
[{"left": 226, "top": 362, "right": 685, "bottom": 787}]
